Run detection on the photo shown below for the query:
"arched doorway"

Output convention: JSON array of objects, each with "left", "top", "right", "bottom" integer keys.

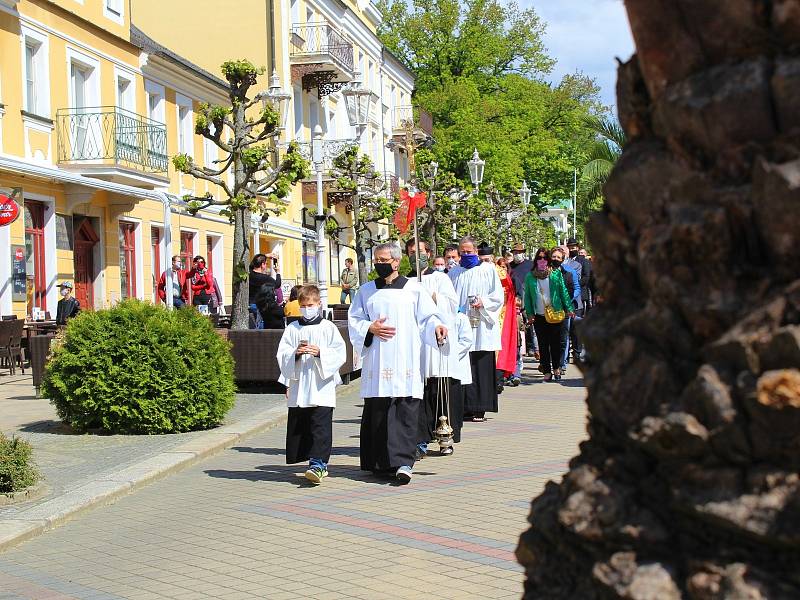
[{"left": 73, "top": 218, "right": 99, "bottom": 310}]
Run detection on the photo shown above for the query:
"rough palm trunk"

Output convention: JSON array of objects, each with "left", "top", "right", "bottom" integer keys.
[{"left": 517, "top": 2, "right": 800, "bottom": 598}]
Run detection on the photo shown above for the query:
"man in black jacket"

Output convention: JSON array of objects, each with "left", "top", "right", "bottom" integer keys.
[
  {"left": 249, "top": 254, "right": 283, "bottom": 329},
  {"left": 567, "top": 238, "right": 592, "bottom": 313}
]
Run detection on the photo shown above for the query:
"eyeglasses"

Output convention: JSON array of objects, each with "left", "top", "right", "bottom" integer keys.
[{"left": 374, "top": 257, "right": 395, "bottom": 264}]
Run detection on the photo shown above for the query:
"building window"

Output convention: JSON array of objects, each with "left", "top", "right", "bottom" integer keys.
[
  {"left": 205, "top": 236, "right": 214, "bottom": 272},
  {"left": 22, "top": 36, "right": 49, "bottom": 117},
  {"left": 204, "top": 124, "right": 217, "bottom": 170},
  {"left": 180, "top": 231, "right": 194, "bottom": 270},
  {"left": 176, "top": 96, "right": 193, "bottom": 156},
  {"left": 119, "top": 222, "right": 137, "bottom": 300},
  {"left": 116, "top": 74, "right": 134, "bottom": 111},
  {"left": 24, "top": 201, "right": 47, "bottom": 313},
  {"left": 104, "top": 0, "right": 124, "bottom": 23}
]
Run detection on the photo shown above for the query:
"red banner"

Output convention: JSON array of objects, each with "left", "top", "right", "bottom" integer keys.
[{"left": 392, "top": 189, "right": 427, "bottom": 234}]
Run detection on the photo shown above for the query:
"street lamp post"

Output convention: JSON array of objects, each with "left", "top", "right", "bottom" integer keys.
[
  {"left": 263, "top": 69, "right": 291, "bottom": 132},
  {"left": 342, "top": 72, "right": 371, "bottom": 145},
  {"left": 312, "top": 125, "right": 328, "bottom": 313}
]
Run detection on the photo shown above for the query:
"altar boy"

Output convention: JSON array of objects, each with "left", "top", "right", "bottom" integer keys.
[{"left": 276, "top": 285, "right": 346, "bottom": 484}]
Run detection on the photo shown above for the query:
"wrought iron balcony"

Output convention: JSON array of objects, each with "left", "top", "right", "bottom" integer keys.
[
  {"left": 381, "top": 172, "right": 400, "bottom": 196},
  {"left": 56, "top": 107, "right": 168, "bottom": 173},
  {"left": 290, "top": 23, "right": 354, "bottom": 74}
]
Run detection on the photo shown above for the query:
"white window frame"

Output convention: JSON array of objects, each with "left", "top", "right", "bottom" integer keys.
[
  {"left": 20, "top": 26, "right": 50, "bottom": 118},
  {"left": 114, "top": 67, "right": 135, "bottom": 112},
  {"left": 206, "top": 233, "right": 225, "bottom": 300},
  {"left": 67, "top": 48, "right": 100, "bottom": 108},
  {"left": 118, "top": 217, "right": 144, "bottom": 301},
  {"left": 204, "top": 123, "right": 218, "bottom": 170},
  {"left": 175, "top": 94, "right": 194, "bottom": 157},
  {"left": 104, "top": 0, "right": 124, "bottom": 25},
  {"left": 145, "top": 80, "right": 165, "bottom": 123}
]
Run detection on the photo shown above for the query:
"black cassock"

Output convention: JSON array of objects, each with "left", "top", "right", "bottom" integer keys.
[
  {"left": 464, "top": 350, "right": 499, "bottom": 414},
  {"left": 286, "top": 406, "right": 333, "bottom": 464}
]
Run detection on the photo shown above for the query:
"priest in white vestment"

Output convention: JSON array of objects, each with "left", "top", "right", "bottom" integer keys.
[
  {"left": 348, "top": 243, "right": 448, "bottom": 484},
  {"left": 452, "top": 240, "right": 504, "bottom": 422}
]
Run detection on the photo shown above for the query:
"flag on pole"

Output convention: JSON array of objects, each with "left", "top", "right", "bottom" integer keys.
[{"left": 393, "top": 189, "right": 427, "bottom": 234}]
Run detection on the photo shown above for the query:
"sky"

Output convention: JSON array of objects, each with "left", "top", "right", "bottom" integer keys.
[{"left": 526, "top": 0, "right": 635, "bottom": 110}]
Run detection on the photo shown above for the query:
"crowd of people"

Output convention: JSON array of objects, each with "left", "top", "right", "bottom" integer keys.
[
  {"left": 276, "top": 237, "right": 596, "bottom": 487},
  {"left": 157, "top": 254, "right": 224, "bottom": 313}
]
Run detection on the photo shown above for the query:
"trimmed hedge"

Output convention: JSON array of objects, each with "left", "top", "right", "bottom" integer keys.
[
  {"left": 42, "top": 300, "right": 235, "bottom": 434},
  {"left": 0, "top": 433, "right": 39, "bottom": 494}
]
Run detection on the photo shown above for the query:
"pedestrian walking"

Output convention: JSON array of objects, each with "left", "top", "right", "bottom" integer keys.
[
  {"left": 339, "top": 258, "right": 358, "bottom": 304},
  {"left": 277, "top": 285, "right": 347, "bottom": 484},
  {"left": 249, "top": 254, "right": 283, "bottom": 329},
  {"left": 348, "top": 243, "right": 447, "bottom": 484},
  {"left": 187, "top": 256, "right": 216, "bottom": 312},
  {"left": 524, "top": 249, "right": 574, "bottom": 382},
  {"left": 552, "top": 247, "right": 580, "bottom": 373},
  {"left": 495, "top": 256, "right": 520, "bottom": 387}
]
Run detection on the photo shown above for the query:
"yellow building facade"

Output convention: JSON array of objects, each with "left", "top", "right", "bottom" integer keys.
[{"left": 0, "top": 0, "right": 422, "bottom": 317}]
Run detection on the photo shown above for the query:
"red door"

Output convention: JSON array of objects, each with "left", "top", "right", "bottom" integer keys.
[
  {"left": 119, "top": 222, "right": 137, "bottom": 299},
  {"left": 180, "top": 231, "right": 194, "bottom": 270},
  {"left": 74, "top": 219, "right": 99, "bottom": 310},
  {"left": 24, "top": 201, "right": 46, "bottom": 314},
  {"left": 151, "top": 227, "right": 161, "bottom": 303}
]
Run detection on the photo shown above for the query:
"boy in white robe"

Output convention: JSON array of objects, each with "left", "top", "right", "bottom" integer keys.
[{"left": 277, "top": 285, "right": 346, "bottom": 484}]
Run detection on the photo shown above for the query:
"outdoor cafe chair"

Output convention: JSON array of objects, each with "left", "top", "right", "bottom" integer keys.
[{"left": 0, "top": 319, "right": 25, "bottom": 375}]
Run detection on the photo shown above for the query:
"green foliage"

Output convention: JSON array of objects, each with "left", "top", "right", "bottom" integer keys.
[
  {"left": 580, "top": 115, "right": 626, "bottom": 202},
  {"left": 42, "top": 301, "right": 235, "bottom": 435},
  {"left": 241, "top": 145, "right": 271, "bottom": 169},
  {"left": 0, "top": 433, "right": 39, "bottom": 494},
  {"left": 172, "top": 154, "right": 192, "bottom": 173},
  {"left": 221, "top": 59, "right": 264, "bottom": 85}
]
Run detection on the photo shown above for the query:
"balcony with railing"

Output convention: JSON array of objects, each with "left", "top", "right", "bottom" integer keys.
[
  {"left": 290, "top": 23, "right": 354, "bottom": 97},
  {"left": 392, "top": 105, "right": 433, "bottom": 139},
  {"left": 56, "top": 107, "right": 168, "bottom": 184}
]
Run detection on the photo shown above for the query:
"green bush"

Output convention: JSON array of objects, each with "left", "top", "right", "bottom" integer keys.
[
  {"left": 0, "top": 433, "right": 39, "bottom": 494},
  {"left": 42, "top": 300, "right": 235, "bottom": 435}
]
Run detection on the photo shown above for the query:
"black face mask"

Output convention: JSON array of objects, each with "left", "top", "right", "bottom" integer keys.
[
  {"left": 551, "top": 259, "right": 563, "bottom": 268},
  {"left": 374, "top": 263, "right": 394, "bottom": 279},
  {"left": 569, "top": 249, "right": 579, "bottom": 258}
]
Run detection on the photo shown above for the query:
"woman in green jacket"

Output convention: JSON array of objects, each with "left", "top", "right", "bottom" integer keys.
[{"left": 524, "top": 248, "right": 575, "bottom": 381}]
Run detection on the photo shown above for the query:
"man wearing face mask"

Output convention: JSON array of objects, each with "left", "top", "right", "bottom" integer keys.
[
  {"left": 451, "top": 238, "right": 505, "bottom": 422},
  {"left": 407, "top": 240, "right": 434, "bottom": 278},
  {"left": 348, "top": 243, "right": 448, "bottom": 484},
  {"left": 56, "top": 281, "right": 80, "bottom": 326}
]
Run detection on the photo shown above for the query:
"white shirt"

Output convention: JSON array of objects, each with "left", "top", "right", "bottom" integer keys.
[
  {"left": 452, "top": 261, "right": 504, "bottom": 352},
  {"left": 419, "top": 271, "right": 459, "bottom": 379},
  {"left": 276, "top": 320, "right": 347, "bottom": 408},
  {"left": 348, "top": 277, "right": 443, "bottom": 399}
]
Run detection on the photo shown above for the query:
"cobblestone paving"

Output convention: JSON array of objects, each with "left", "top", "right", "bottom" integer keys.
[
  {"left": 0, "top": 374, "right": 285, "bottom": 515},
  {"left": 0, "top": 363, "right": 587, "bottom": 599}
]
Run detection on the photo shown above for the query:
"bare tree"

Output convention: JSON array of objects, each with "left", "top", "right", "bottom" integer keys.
[
  {"left": 518, "top": 3, "right": 800, "bottom": 598},
  {"left": 173, "top": 60, "right": 309, "bottom": 329}
]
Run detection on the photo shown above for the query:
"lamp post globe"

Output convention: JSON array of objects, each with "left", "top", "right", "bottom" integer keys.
[
  {"left": 342, "top": 72, "right": 371, "bottom": 139},
  {"left": 519, "top": 180, "right": 531, "bottom": 209},
  {"left": 467, "top": 148, "right": 485, "bottom": 192},
  {"left": 263, "top": 69, "right": 291, "bottom": 132}
]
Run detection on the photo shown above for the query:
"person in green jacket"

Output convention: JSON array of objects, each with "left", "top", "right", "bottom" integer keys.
[{"left": 524, "top": 248, "right": 575, "bottom": 382}]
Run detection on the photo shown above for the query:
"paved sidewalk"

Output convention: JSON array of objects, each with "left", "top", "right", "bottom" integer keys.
[
  {"left": 0, "top": 374, "right": 287, "bottom": 543},
  {"left": 0, "top": 361, "right": 587, "bottom": 600}
]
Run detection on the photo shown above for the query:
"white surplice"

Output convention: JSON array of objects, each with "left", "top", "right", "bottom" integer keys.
[
  {"left": 276, "top": 320, "right": 347, "bottom": 408},
  {"left": 348, "top": 277, "right": 444, "bottom": 399},
  {"left": 419, "top": 271, "right": 459, "bottom": 379},
  {"left": 453, "top": 261, "right": 504, "bottom": 351},
  {"left": 451, "top": 312, "right": 474, "bottom": 384}
]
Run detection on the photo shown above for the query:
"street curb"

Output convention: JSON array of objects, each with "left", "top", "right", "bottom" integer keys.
[{"left": 0, "top": 404, "right": 287, "bottom": 554}]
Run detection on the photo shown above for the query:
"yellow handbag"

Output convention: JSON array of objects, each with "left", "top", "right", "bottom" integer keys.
[{"left": 538, "top": 279, "right": 565, "bottom": 324}]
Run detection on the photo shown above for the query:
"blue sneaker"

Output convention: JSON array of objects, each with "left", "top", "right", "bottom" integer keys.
[
  {"left": 304, "top": 466, "right": 328, "bottom": 484},
  {"left": 396, "top": 466, "right": 412, "bottom": 484}
]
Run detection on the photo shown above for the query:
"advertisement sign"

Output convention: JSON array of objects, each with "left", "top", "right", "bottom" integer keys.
[
  {"left": 281, "top": 278, "right": 295, "bottom": 301},
  {"left": 0, "top": 188, "right": 22, "bottom": 227},
  {"left": 11, "top": 245, "right": 26, "bottom": 302}
]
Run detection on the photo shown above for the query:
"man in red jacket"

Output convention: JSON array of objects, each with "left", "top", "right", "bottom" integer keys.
[{"left": 157, "top": 256, "right": 188, "bottom": 308}]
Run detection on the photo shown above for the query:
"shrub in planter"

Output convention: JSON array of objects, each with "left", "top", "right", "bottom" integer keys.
[
  {"left": 0, "top": 433, "right": 39, "bottom": 493},
  {"left": 42, "top": 300, "right": 235, "bottom": 434}
]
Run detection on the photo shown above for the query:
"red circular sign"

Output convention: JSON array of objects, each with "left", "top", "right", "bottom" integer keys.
[
  {"left": 14, "top": 248, "right": 23, "bottom": 261},
  {"left": 0, "top": 195, "right": 20, "bottom": 227}
]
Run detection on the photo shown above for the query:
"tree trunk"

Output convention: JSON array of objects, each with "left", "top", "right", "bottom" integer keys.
[
  {"left": 230, "top": 206, "right": 251, "bottom": 330},
  {"left": 517, "top": 3, "right": 800, "bottom": 598}
]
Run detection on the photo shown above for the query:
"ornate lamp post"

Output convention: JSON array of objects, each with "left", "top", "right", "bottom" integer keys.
[
  {"left": 467, "top": 148, "right": 485, "bottom": 193},
  {"left": 519, "top": 180, "right": 531, "bottom": 209},
  {"left": 342, "top": 71, "right": 371, "bottom": 143},
  {"left": 312, "top": 125, "right": 329, "bottom": 312}
]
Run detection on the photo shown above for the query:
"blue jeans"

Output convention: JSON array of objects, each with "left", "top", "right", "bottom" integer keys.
[
  {"left": 340, "top": 288, "right": 355, "bottom": 304},
  {"left": 172, "top": 298, "right": 185, "bottom": 308},
  {"left": 513, "top": 346, "right": 523, "bottom": 379},
  {"left": 560, "top": 318, "right": 571, "bottom": 370},
  {"left": 309, "top": 457, "right": 327, "bottom": 470}
]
